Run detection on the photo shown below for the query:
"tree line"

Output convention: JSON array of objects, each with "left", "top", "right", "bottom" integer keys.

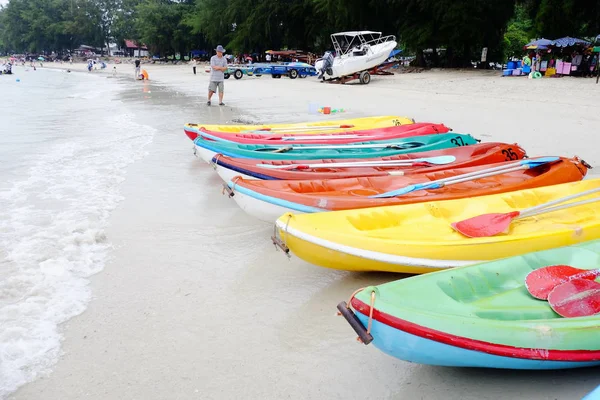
[{"left": 1, "top": 0, "right": 598, "bottom": 66}]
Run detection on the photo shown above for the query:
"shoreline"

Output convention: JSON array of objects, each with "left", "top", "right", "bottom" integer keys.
[{"left": 9, "top": 62, "right": 600, "bottom": 399}]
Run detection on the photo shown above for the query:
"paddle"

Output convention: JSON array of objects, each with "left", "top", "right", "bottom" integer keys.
[
  {"left": 452, "top": 186, "right": 600, "bottom": 238},
  {"left": 369, "top": 157, "right": 558, "bottom": 199},
  {"left": 525, "top": 265, "right": 600, "bottom": 300},
  {"left": 255, "top": 155, "right": 457, "bottom": 170},
  {"left": 251, "top": 141, "right": 425, "bottom": 152},
  {"left": 547, "top": 278, "right": 600, "bottom": 318},
  {"left": 245, "top": 124, "right": 355, "bottom": 133}
]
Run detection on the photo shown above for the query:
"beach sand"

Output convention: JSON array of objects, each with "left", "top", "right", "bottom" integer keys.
[{"left": 10, "top": 62, "right": 600, "bottom": 400}]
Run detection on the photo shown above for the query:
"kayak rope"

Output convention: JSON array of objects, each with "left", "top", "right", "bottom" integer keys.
[
  {"left": 343, "top": 287, "right": 376, "bottom": 343},
  {"left": 222, "top": 176, "right": 242, "bottom": 196},
  {"left": 283, "top": 213, "right": 292, "bottom": 249},
  {"left": 211, "top": 153, "right": 223, "bottom": 170}
]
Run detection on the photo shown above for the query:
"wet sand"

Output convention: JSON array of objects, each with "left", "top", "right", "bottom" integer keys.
[{"left": 11, "top": 62, "right": 600, "bottom": 400}]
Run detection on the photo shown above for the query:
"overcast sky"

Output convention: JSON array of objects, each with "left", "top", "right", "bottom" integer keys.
[{"left": 0, "top": 0, "right": 8, "bottom": 6}]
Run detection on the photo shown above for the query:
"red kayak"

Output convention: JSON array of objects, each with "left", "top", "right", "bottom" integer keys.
[
  {"left": 212, "top": 142, "right": 527, "bottom": 182},
  {"left": 185, "top": 122, "right": 450, "bottom": 144}
]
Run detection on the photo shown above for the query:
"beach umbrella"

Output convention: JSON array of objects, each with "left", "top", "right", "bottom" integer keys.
[
  {"left": 551, "top": 36, "right": 591, "bottom": 47},
  {"left": 523, "top": 38, "right": 552, "bottom": 50}
]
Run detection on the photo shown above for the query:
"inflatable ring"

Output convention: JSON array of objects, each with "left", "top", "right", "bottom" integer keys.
[{"left": 533, "top": 71, "right": 542, "bottom": 79}]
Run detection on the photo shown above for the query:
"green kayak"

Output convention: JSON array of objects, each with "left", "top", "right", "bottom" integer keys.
[
  {"left": 193, "top": 133, "right": 479, "bottom": 162},
  {"left": 339, "top": 240, "right": 600, "bottom": 369}
]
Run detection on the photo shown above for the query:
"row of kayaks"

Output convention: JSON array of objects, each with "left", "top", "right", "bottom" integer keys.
[{"left": 185, "top": 115, "right": 600, "bottom": 372}]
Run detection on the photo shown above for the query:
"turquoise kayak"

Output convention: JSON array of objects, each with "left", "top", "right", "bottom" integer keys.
[{"left": 193, "top": 133, "right": 480, "bottom": 162}]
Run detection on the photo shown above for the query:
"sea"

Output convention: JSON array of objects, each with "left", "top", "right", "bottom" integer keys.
[{"left": 0, "top": 67, "right": 156, "bottom": 397}]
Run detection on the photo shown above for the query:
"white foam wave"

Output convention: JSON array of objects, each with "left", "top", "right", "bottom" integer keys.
[{"left": 0, "top": 111, "right": 154, "bottom": 398}]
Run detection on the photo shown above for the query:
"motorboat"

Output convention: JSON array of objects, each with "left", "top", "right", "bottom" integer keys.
[{"left": 315, "top": 31, "right": 397, "bottom": 83}]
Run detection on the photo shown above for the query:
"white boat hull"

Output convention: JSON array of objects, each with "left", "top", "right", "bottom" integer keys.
[
  {"left": 214, "top": 163, "right": 257, "bottom": 182},
  {"left": 194, "top": 144, "right": 217, "bottom": 164},
  {"left": 230, "top": 188, "right": 300, "bottom": 223},
  {"left": 315, "top": 40, "right": 396, "bottom": 80}
]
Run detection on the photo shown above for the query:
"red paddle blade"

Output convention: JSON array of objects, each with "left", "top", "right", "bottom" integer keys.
[
  {"left": 451, "top": 211, "right": 521, "bottom": 238},
  {"left": 525, "top": 265, "right": 596, "bottom": 300},
  {"left": 548, "top": 279, "right": 600, "bottom": 318},
  {"left": 340, "top": 124, "right": 354, "bottom": 129}
]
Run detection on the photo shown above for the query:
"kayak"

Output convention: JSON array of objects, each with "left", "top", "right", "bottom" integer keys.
[
  {"left": 227, "top": 157, "right": 588, "bottom": 222},
  {"left": 339, "top": 240, "right": 600, "bottom": 370},
  {"left": 184, "top": 115, "right": 415, "bottom": 140},
  {"left": 273, "top": 178, "right": 600, "bottom": 274},
  {"left": 211, "top": 142, "right": 527, "bottom": 182},
  {"left": 191, "top": 122, "right": 450, "bottom": 144},
  {"left": 194, "top": 133, "right": 480, "bottom": 163}
]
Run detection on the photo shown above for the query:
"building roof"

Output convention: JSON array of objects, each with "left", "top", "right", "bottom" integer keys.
[{"left": 124, "top": 40, "right": 148, "bottom": 50}]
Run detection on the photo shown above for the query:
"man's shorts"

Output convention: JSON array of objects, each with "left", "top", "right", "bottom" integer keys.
[{"left": 208, "top": 81, "right": 224, "bottom": 93}]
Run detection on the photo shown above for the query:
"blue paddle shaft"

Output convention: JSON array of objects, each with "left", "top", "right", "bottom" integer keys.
[{"left": 369, "top": 157, "right": 560, "bottom": 198}]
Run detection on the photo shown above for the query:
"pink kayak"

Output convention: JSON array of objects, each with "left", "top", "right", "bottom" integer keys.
[{"left": 186, "top": 123, "right": 451, "bottom": 144}]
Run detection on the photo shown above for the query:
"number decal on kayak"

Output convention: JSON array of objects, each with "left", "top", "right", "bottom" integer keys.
[
  {"left": 502, "top": 148, "right": 519, "bottom": 161},
  {"left": 450, "top": 136, "right": 466, "bottom": 146},
  {"left": 392, "top": 119, "right": 401, "bottom": 126}
]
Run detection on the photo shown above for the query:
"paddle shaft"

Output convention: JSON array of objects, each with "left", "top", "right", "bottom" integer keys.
[
  {"left": 256, "top": 156, "right": 455, "bottom": 170},
  {"left": 252, "top": 141, "right": 425, "bottom": 151},
  {"left": 516, "top": 197, "right": 600, "bottom": 220},
  {"left": 373, "top": 158, "right": 556, "bottom": 198},
  {"left": 518, "top": 187, "right": 600, "bottom": 218},
  {"left": 247, "top": 124, "right": 354, "bottom": 133}
]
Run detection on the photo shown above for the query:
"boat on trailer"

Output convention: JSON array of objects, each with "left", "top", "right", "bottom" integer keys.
[{"left": 315, "top": 31, "right": 397, "bottom": 84}]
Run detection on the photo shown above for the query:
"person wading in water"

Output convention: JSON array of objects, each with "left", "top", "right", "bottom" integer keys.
[{"left": 207, "top": 45, "right": 228, "bottom": 106}]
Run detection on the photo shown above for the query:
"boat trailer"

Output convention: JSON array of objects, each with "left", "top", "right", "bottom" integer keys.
[{"left": 321, "top": 61, "right": 398, "bottom": 85}]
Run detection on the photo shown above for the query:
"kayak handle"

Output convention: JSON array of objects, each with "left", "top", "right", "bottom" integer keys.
[
  {"left": 337, "top": 302, "right": 373, "bottom": 345},
  {"left": 222, "top": 183, "right": 235, "bottom": 198},
  {"left": 271, "top": 223, "right": 291, "bottom": 258}
]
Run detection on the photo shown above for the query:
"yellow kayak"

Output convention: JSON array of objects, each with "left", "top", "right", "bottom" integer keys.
[
  {"left": 184, "top": 115, "right": 414, "bottom": 136},
  {"left": 274, "top": 178, "right": 600, "bottom": 274}
]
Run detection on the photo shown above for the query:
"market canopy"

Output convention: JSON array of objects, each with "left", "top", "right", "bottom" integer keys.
[
  {"left": 523, "top": 38, "right": 552, "bottom": 50},
  {"left": 551, "top": 36, "right": 591, "bottom": 47}
]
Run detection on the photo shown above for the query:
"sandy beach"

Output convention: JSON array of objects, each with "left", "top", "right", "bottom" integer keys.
[{"left": 8, "top": 61, "right": 600, "bottom": 400}]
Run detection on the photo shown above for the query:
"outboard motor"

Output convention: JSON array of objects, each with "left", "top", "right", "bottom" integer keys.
[{"left": 317, "top": 51, "right": 334, "bottom": 79}]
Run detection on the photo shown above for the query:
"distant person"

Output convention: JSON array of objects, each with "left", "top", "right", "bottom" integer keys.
[
  {"left": 207, "top": 45, "right": 228, "bottom": 106},
  {"left": 266, "top": 53, "right": 271, "bottom": 62},
  {"left": 192, "top": 58, "right": 197, "bottom": 75},
  {"left": 113, "top": 66, "right": 117, "bottom": 76},
  {"left": 134, "top": 59, "right": 141, "bottom": 79}
]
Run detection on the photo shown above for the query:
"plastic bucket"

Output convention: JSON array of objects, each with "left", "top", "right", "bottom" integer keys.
[
  {"left": 503, "top": 69, "right": 513, "bottom": 76},
  {"left": 507, "top": 61, "right": 516, "bottom": 70}
]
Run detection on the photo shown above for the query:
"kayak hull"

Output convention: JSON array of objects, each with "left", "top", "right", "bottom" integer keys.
[
  {"left": 228, "top": 186, "right": 303, "bottom": 223},
  {"left": 193, "top": 133, "right": 480, "bottom": 161},
  {"left": 211, "top": 143, "right": 527, "bottom": 180},
  {"left": 230, "top": 157, "right": 587, "bottom": 218},
  {"left": 275, "top": 179, "right": 600, "bottom": 273},
  {"left": 184, "top": 115, "right": 414, "bottom": 138},
  {"left": 355, "top": 312, "right": 600, "bottom": 369},
  {"left": 339, "top": 240, "right": 600, "bottom": 369},
  {"left": 195, "top": 122, "right": 450, "bottom": 144}
]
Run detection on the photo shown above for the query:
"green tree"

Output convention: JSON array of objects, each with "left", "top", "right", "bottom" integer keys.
[
  {"left": 504, "top": 3, "right": 533, "bottom": 60},
  {"left": 135, "top": 0, "right": 196, "bottom": 57}
]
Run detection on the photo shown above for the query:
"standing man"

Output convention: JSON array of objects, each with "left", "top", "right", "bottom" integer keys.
[{"left": 208, "top": 45, "right": 228, "bottom": 106}]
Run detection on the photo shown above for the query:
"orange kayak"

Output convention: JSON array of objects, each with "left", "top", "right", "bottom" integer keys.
[
  {"left": 226, "top": 157, "right": 589, "bottom": 222},
  {"left": 213, "top": 142, "right": 527, "bottom": 182}
]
